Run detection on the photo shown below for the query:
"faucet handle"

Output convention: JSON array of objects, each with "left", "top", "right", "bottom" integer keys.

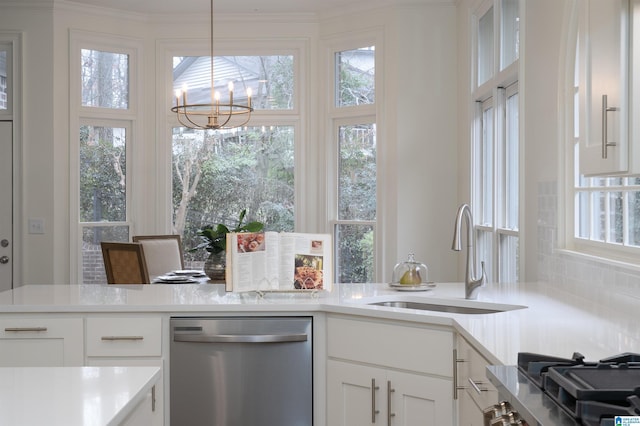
[{"left": 479, "top": 261, "right": 487, "bottom": 286}]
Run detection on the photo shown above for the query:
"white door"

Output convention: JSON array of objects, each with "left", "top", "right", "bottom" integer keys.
[{"left": 0, "top": 121, "right": 12, "bottom": 291}]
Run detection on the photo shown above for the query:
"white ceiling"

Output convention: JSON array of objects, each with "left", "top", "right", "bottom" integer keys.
[{"left": 58, "top": 0, "right": 436, "bottom": 15}]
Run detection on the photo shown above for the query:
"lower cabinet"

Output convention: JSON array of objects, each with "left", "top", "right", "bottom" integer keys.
[
  {"left": 0, "top": 317, "right": 84, "bottom": 366},
  {"left": 327, "top": 360, "right": 454, "bottom": 426},
  {"left": 326, "top": 314, "right": 455, "bottom": 426},
  {"left": 455, "top": 335, "right": 499, "bottom": 426},
  {"left": 85, "top": 316, "right": 164, "bottom": 426}
]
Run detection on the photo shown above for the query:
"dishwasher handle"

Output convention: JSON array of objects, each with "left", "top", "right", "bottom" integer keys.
[{"left": 173, "top": 332, "right": 308, "bottom": 344}]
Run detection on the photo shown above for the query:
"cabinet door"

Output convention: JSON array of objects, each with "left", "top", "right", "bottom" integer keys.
[
  {"left": 388, "top": 370, "right": 454, "bottom": 426},
  {"left": 580, "top": 0, "right": 630, "bottom": 175},
  {"left": 328, "top": 360, "right": 454, "bottom": 426},
  {"left": 0, "top": 317, "right": 83, "bottom": 366},
  {"left": 327, "top": 360, "right": 385, "bottom": 426}
]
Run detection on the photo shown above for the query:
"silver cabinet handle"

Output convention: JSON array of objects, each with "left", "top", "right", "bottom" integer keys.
[
  {"left": 0, "top": 256, "right": 9, "bottom": 264},
  {"left": 101, "top": 336, "right": 144, "bottom": 341},
  {"left": 173, "top": 333, "right": 308, "bottom": 343},
  {"left": 4, "top": 327, "right": 47, "bottom": 332},
  {"left": 371, "top": 378, "right": 380, "bottom": 423},
  {"left": 602, "top": 94, "right": 618, "bottom": 159},
  {"left": 151, "top": 385, "right": 156, "bottom": 412},
  {"left": 387, "top": 380, "right": 396, "bottom": 426},
  {"left": 453, "top": 349, "right": 465, "bottom": 400},
  {"left": 468, "top": 377, "right": 488, "bottom": 394}
]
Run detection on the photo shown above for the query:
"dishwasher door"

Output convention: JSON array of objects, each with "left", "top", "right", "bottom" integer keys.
[{"left": 170, "top": 316, "right": 312, "bottom": 426}]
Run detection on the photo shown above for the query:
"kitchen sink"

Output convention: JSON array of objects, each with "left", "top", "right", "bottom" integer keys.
[{"left": 365, "top": 297, "right": 526, "bottom": 314}]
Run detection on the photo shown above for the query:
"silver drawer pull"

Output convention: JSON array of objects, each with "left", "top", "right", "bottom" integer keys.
[
  {"left": 101, "top": 336, "right": 144, "bottom": 341},
  {"left": 5, "top": 327, "right": 48, "bottom": 332},
  {"left": 468, "top": 377, "right": 488, "bottom": 394}
]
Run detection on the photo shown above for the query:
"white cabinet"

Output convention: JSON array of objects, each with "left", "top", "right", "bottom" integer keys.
[
  {"left": 326, "top": 315, "right": 454, "bottom": 426},
  {"left": 455, "top": 336, "right": 499, "bottom": 426},
  {"left": 578, "top": 0, "right": 640, "bottom": 176},
  {"left": 85, "top": 316, "right": 164, "bottom": 426},
  {"left": 0, "top": 317, "right": 83, "bottom": 366}
]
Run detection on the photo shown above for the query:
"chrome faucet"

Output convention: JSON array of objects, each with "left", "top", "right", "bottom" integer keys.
[{"left": 451, "top": 203, "right": 486, "bottom": 299}]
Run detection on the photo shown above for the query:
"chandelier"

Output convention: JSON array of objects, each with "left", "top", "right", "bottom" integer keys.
[{"left": 171, "top": 0, "right": 253, "bottom": 130}]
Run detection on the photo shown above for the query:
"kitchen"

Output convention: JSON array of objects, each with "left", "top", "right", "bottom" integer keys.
[{"left": 1, "top": 0, "right": 640, "bottom": 425}]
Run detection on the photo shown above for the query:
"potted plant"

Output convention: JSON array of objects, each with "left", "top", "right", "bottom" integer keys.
[{"left": 192, "top": 209, "right": 264, "bottom": 281}]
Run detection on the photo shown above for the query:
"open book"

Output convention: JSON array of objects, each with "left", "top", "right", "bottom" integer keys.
[{"left": 225, "top": 232, "right": 332, "bottom": 293}]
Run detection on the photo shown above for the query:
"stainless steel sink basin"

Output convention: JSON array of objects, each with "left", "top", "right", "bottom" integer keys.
[{"left": 366, "top": 298, "right": 526, "bottom": 314}]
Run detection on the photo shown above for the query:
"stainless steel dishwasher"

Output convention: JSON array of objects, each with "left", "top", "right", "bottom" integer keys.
[{"left": 170, "top": 316, "right": 313, "bottom": 426}]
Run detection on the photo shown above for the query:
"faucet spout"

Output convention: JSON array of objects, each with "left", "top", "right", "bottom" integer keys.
[{"left": 451, "top": 203, "right": 486, "bottom": 299}]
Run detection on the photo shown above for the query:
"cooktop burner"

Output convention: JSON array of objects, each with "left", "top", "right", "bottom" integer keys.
[{"left": 517, "top": 352, "right": 640, "bottom": 426}]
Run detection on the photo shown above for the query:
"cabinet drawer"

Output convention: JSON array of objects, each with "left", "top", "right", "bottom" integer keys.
[
  {"left": 0, "top": 317, "right": 82, "bottom": 339},
  {"left": 86, "top": 317, "right": 161, "bottom": 357},
  {"left": 0, "top": 317, "right": 84, "bottom": 366},
  {"left": 327, "top": 316, "right": 453, "bottom": 375},
  {"left": 457, "top": 337, "right": 498, "bottom": 408}
]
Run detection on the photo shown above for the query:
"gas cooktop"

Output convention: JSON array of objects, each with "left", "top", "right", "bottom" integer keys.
[{"left": 487, "top": 352, "right": 640, "bottom": 426}]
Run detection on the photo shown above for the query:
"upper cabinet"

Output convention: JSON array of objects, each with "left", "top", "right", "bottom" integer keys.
[
  {"left": 579, "top": 0, "right": 640, "bottom": 176},
  {"left": 579, "top": 0, "right": 629, "bottom": 176}
]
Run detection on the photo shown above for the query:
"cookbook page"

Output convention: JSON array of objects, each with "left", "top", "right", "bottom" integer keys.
[
  {"left": 227, "top": 231, "right": 277, "bottom": 292},
  {"left": 278, "top": 233, "right": 332, "bottom": 291}
]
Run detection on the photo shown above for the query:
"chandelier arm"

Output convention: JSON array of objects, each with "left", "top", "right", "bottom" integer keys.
[
  {"left": 183, "top": 109, "right": 207, "bottom": 130},
  {"left": 175, "top": 110, "right": 195, "bottom": 129},
  {"left": 217, "top": 111, "right": 233, "bottom": 128}
]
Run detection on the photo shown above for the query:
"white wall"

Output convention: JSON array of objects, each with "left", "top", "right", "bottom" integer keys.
[{"left": 390, "top": 4, "right": 459, "bottom": 281}]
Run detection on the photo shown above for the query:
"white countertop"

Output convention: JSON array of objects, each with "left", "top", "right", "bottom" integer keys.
[
  {"left": 1, "top": 281, "right": 638, "bottom": 365},
  {"left": 0, "top": 366, "right": 160, "bottom": 426}
]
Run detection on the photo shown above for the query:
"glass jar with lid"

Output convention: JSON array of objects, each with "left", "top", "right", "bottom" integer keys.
[{"left": 391, "top": 253, "right": 429, "bottom": 285}]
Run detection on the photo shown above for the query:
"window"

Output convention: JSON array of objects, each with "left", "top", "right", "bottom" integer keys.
[
  {"left": 472, "top": 1, "right": 520, "bottom": 283},
  {"left": 0, "top": 44, "right": 10, "bottom": 111},
  {"left": 170, "top": 54, "right": 297, "bottom": 267},
  {"left": 70, "top": 32, "right": 141, "bottom": 284},
  {"left": 330, "top": 46, "right": 376, "bottom": 283}
]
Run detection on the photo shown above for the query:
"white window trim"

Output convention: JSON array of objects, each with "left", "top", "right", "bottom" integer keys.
[{"left": 69, "top": 30, "right": 144, "bottom": 283}]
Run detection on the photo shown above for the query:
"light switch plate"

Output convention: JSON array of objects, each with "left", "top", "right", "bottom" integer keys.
[{"left": 28, "top": 218, "right": 45, "bottom": 234}]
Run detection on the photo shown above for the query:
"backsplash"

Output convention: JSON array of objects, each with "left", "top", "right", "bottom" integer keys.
[{"left": 537, "top": 181, "right": 640, "bottom": 301}]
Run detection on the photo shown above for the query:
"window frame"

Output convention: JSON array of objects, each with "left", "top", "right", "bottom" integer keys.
[
  {"left": 471, "top": 0, "right": 522, "bottom": 283},
  {"left": 324, "top": 31, "right": 382, "bottom": 284},
  {"left": 69, "top": 30, "right": 143, "bottom": 283}
]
